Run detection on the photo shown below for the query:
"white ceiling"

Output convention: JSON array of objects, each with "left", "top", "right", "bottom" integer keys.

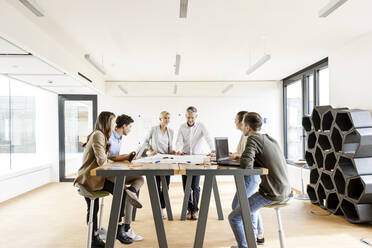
[
  {"left": 8, "top": 0, "right": 372, "bottom": 82},
  {"left": 0, "top": 37, "right": 28, "bottom": 54},
  {"left": 0, "top": 37, "right": 96, "bottom": 94}
]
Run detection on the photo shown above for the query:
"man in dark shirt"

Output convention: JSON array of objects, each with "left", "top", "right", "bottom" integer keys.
[{"left": 229, "top": 112, "right": 290, "bottom": 248}]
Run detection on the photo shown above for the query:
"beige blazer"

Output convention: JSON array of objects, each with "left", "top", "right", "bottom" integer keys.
[{"left": 74, "top": 130, "right": 108, "bottom": 192}]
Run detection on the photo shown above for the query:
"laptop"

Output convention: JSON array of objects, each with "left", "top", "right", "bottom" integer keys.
[{"left": 215, "top": 137, "right": 240, "bottom": 166}]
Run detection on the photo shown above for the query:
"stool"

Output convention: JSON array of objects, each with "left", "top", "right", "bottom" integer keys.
[
  {"left": 77, "top": 184, "right": 110, "bottom": 248},
  {"left": 265, "top": 191, "right": 294, "bottom": 248}
]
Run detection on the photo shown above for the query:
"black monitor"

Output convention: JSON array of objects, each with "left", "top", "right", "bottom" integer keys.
[{"left": 215, "top": 137, "right": 229, "bottom": 161}]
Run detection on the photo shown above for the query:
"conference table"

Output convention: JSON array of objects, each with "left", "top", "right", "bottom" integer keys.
[{"left": 90, "top": 162, "right": 268, "bottom": 248}]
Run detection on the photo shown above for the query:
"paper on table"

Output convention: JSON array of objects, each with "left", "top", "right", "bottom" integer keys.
[{"left": 132, "top": 154, "right": 210, "bottom": 164}]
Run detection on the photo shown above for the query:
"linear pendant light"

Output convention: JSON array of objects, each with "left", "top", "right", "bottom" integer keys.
[
  {"left": 246, "top": 54, "right": 271, "bottom": 75},
  {"left": 84, "top": 54, "right": 106, "bottom": 75},
  {"left": 174, "top": 54, "right": 181, "bottom": 75},
  {"left": 19, "top": 0, "right": 44, "bottom": 17},
  {"left": 222, "top": 84, "right": 234, "bottom": 94},
  {"left": 180, "top": 0, "right": 188, "bottom": 18},
  {"left": 319, "top": 0, "right": 348, "bottom": 18},
  {"left": 173, "top": 83, "right": 178, "bottom": 95},
  {"left": 118, "top": 85, "right": 128, "bottom": 95}
]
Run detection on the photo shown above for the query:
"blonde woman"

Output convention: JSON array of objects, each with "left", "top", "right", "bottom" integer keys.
[{"left": 143, "top": 111, "right": 175, "bottom": 217}]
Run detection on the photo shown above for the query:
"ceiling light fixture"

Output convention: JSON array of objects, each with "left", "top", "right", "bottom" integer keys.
[
  {"left": 319, "top": 0, "right": 348, "bottom": 18},
  {"left": 246, "top": 54, "right": 271, "bottom": 75},
  {"left": 180, "top": 0, "right": 188, "bottom": 18},
  {"left": 174, "top": 54, "right": 181, "bottom": 75},
  {"left": 222, "top": 84, "right": 234, "bottom": 94},
  {"left": 118, "top": 85, "right": 128, "bottom": 95},
  {"left": 84, "top": 54, "right": 106, "bottom": 75},
  {"left": 19, "top": 0, "right": 44, "bottom": 17}
]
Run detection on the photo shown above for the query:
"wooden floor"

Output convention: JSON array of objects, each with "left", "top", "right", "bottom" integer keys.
[{"left": 0, "top": 181, "right": 371, "bottom": 248}]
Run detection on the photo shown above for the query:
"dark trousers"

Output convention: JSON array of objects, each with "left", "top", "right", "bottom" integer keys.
[
  {"left": 85, "top": 179, "right": 126, "bottom": 232},
  {"left": 182, "top": 175, "right": 201, "bottom": 212},
  {"left": 156, "top": 176, "right": 171, "bottom": 209}
]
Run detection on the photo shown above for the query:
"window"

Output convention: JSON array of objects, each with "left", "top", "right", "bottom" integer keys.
[
  {"left": 283, "top": 58, "right": 329, "bottom": 162},
  {"left": 0, "top": 75, "right": 57, "bottom": 174}
]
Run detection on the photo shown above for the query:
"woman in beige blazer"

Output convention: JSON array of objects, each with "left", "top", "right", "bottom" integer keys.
[{"left": 74, "top": 111, "right": 134, "bottom": 247}]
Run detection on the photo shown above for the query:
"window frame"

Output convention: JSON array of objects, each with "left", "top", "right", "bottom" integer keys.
[{"left": 283, "top": 58, "right": 328, "bottom": 164}]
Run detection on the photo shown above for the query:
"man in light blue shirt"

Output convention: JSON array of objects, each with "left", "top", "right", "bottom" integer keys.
[{"left": 108, "top": 114, "right": 145, "bottom": 242}]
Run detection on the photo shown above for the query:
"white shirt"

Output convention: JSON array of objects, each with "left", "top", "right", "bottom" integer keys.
[
  {"left": 157, "top": 128, "right": 170, "bottom": 154},
  {"left": 236, "top": 134, "right": 248, "bottom": 155},
  {"left": 176, "top": 122, "right": 214, "bottom": 155}
]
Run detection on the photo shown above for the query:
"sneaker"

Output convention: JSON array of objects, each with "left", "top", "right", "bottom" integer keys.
[
  {"left": 257, "top": 237, "right": 265, "bottom": 245},
  {"left": 116, "top": 224, "right": 133, "bottom": 244},
  {"left": 125, "top": 189, "right": 143, "bottom": 208},
  {"left": 92, "top": 234, "right": 105, "bottom": 248},
  {"left": 186, "top": 211, "right": 193, "bottom": 220},
  {"left": 192, "top": 211, "right": 199, "bottom": 220},
  {"left": 125, "top": 228, "right": 143, "bottom": 241},
  {"left": 161, "top": 208, "right": 166, "bottom": 219}
]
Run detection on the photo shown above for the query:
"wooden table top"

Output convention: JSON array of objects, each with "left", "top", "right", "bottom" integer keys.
[{"left": 90, "top": 161, "right": 268, "bottom": 176}]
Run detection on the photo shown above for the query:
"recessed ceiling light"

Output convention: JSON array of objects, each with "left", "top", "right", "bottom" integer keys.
[
  {"left": 319, "top": 0, "right": 348, "bottom": 18},
  {"left": 19, "top": 0, "right": 45, "bottom": 17},
  {"left": 246, "top": 54, "right": 271, "bottom": 75},
  {"left": 48, "top": 80, "right": 53, "bottom": 84},
  {"left": 84, "top": 54, "right": 106, "bottom": 75}
]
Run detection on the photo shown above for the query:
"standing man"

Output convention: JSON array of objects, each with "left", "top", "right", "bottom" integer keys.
[
  {"left": 176, "top": 106, "right": 215, "bottom": 220},
  {"left": 109, "top": 114, "right": 145, "bottom": 242}
]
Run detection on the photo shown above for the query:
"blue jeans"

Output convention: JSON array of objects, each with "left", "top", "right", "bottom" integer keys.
[
  {"left": 231, "top": 175, "right": 264, "bottom": 235},
  {"left": 228, "top": 192, "right": 274, "bottom": 248}
]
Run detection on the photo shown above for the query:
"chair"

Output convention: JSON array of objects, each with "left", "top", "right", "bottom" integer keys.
[
  {"left": 264, "top": 191, "right": 294, "bottom": 248},
  {"left": 77, "top": 184, "right": 110, "bottom": 248}
]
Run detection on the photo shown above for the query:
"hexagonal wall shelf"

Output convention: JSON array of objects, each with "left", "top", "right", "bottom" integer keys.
[
  {"left": 333, "top": 168, "right": 346, "bottom": 195},
  {"left": 318, "top": 133, "right": 332, "bottom": 150},
  {"left": 347, "top": 175, "right": 372, "bottom": 204},
  {"left": 331, "top": 126, "right": 343, "bottom": 152},
  {"left": 326, "top": 192, "right": 341, "bottom": 214},
  {"left": 335, "top": 110, "right": 372, "bottom": 132},
  {"left": 321, "top": 172, "right": 335, "bottom": 190},
  {"left": 322, "top": 110, "right": 334, "bottom": 131},
  {"left": 310, "top": 168, "right": 320, "bottom": 185},
  {"left": 324, "top": 151, "right": 337, "bottom": 172},
  {"left": 315, "top": 146, "right": 324, "bottom": 169},
  {"left": 302, "top": 115, "right": 313, "bottom": 132},
  {"left": 343, "top": 128, "right": 372, "bottom": 157},
  {"left": 307, "top": 184, "right": 318, "bottom": 204},
  {"left": 340, "top": 198, "right": 372, "bottom": 224},
  {"left": 307, "top": 131, "right": 317, "bottom": 149},
  {"left": 305, "top": 150, "right": 315, "bottom": 168},
  {"left": 304, "top": 106, "right": 372, "bottom": 224},
  {"left": 312, "top": 105, "right": 332, "bottom": 131}
]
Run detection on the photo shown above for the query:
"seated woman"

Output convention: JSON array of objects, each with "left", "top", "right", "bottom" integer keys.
[
  {"left": 230, "top": 111, "right": 265, "bottom": 245},
  {"left": 108, "top": 114, "right": 144, "bottom": 242},
  {"left": 74, "top": 111, "right": 133, "bottom": 247},
  {"left": 143, "top": 111, "right": 175, "bottom": 218}
]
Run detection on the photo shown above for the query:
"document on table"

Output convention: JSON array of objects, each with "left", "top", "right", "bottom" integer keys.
[{"left": 132, "top": 154, "right": 210, "bottom": 164}]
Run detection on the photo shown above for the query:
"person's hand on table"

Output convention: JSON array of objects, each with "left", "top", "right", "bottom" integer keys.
[
  {"left": 229, "top": 153, "right": 240, "bottom": 161},
  {"left": 176, "top": 151, "right": 185, "bottom": 156},
  {"left": 128, "top": 151, "right": 136, "bottom": 162},
  {"left": 149, "top": 150, "right": 157, "bottom": 156}
]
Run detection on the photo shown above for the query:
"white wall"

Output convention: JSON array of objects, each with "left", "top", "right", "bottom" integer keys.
[
  {"left": 99, "top": 81, "right": 283, "bottom": 154},
  {"left": 329, "top": 31, "right": 372, "bottom": 111},
  {"left": 0, "top": 76, "right": 59, "bottom": 202}
]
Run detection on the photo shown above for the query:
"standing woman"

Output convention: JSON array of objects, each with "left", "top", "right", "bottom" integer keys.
[
  {"left": 74, "top": 111, "right": 133, "bottom": 247},
  {"left": 143, "top": 111, "right": 176, "bottom": 218},
  {"left": 230, "top": 111, "right": 265, "bottom": 245}
]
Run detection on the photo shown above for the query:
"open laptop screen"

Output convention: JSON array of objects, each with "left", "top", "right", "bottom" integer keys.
[{"left": 215, "top": 137, "right": 229, "bottom": 161}]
